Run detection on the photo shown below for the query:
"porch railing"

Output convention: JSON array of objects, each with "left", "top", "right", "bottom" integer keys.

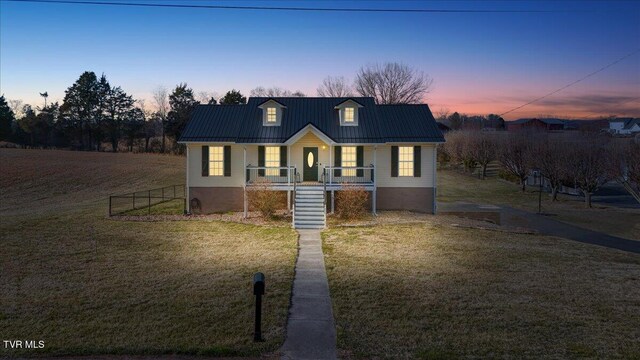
[
  {"left": 246, "top": 166, "right": 297, "bottom": 185},
  {"left": 323, "top": 166, "right": 374, "bottom": 185}
]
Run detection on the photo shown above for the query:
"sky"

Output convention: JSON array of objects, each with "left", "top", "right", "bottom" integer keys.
[{"left": 1, "top": 0, "right": 639, "bottom": 120}]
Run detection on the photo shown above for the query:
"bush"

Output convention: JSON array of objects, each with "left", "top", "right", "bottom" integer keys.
[
  {"left": 247, "top": 180, "right": 286, "bottom": 219},
  {"left": 335, "top": 186, "right": 368, "bottom": 220}
]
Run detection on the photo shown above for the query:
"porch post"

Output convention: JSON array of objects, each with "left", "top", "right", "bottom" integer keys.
[
  {"left": 372, "top": 145, "right": 377, "bottom": 215},
  {"left": 329, "top": 145, "right": 332, "bottom": 184},
  {"left": 243, "top": 146, "right": 248, "bottom": 218},
  {"left": 331, "top": 190, "right": 335, "bottom": 213}
]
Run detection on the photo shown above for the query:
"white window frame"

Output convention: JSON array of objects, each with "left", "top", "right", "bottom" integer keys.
[
  {"left": 266, "top": 107, "right": 277, "bottom": 123},
  {"left": 265, "top": 146, "right": 280, "bottom": 176},
  {"left": 341, "top": 146, "right": 356, "bottom": 177},
  {"left": 398, "top": 146, "right": 414, "bottom": 177},
  {"left": 209, "top": 146, "right": 224, "bottom": 176}
]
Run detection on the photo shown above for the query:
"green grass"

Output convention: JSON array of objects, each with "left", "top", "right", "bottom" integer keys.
[
  {"left": 323, "top": 223, "right": 640, "bottom": 359},
  {"left": 438, "top": 169, "right": 640, "bottom": 240},
  {"left": 0, "top": 149, "right": 297, "bottom": 357}
]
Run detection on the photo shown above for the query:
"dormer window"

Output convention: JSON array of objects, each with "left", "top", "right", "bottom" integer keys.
[
  {"left": 267, "top": 107, "right": 277, "bottom": 123},
  {"left": 258, "top": 99, "right": 286, "bottom": 126},
  {"left": 335, "top": 99, "right": 363, "bottom": 126},
  {"left": 344, "top": 107, "right": 355, "bottom": 123}
]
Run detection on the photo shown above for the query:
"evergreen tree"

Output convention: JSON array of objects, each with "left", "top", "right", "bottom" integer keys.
[
  {"left": 219, "top": 89, "right": 246, "bottom": 105},
  {"left": 167, "top": 83, "right": 199, "bottom": 147},
  {"left": 0, "top": 96, "right": 15, "bottom": 141}
]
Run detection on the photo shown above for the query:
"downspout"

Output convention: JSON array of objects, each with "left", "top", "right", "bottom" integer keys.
[
  {"left": 186, "top": 145, "right": 190, "bottom": 214},
  {"left": 433, "top": 144, "right": 438, "bottom": 214}
]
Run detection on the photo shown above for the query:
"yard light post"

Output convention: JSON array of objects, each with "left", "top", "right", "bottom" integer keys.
[
  {"left": 535, "top": 170, "right": 543, "bottom": 214},
  {"left": 253, "top": 272, "right": 265, "bottom": 342}
]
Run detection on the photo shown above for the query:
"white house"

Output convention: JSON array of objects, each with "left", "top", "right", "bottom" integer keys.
[
  {"left": 178, "top": 97, "right": 445, "bottom": 229},
  {"left": 609, "top": 118, "right": 640, "bottom": 135}
]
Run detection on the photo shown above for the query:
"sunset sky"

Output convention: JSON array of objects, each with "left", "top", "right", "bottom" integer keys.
[{"left": 1, "top": 0, "right": 639, "bottom": 120}]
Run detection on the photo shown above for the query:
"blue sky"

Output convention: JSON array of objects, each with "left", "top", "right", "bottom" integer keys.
[{"left": 1, "top": 0, "right": 639, "bottom": 119}]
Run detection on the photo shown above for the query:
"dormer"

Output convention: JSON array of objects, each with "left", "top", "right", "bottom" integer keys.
[
  {"left": 335, "top": 99, "right": 364, "bottom": 126},
  {"left": 258, "top": 99, "right": 287, "bottom": 126}
]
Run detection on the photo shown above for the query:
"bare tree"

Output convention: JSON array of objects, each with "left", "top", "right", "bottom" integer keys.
[
  {"left": 354, "top": 62, "right": 433, "bottom": 104},
  {"left": 498, "top": 132, "right": 532, "bottom": 191},
  {"left": 317, "top": 76, "right": 353, "bottom": 97},
  {"left": 606, "top": 140, "right": 640, "bottom": 202},
  {"left": 442, "top": 130, "right": 477, "bottom": 173},
  {"left": 466, "top": 132, "right": 497, "bottom": 180},
  {"left": 8, "top": 99, "right": 24, "bottom": 118},
  {"left": 566, "top": 135, "right": 610, "bottom": 208},
  {"left": 529, "top": 135, "right": 566, "bottom": 201},
  {"left": 250, "top": 86, "right": 305, "bottom": 97},
  {"left": 152, "top": 86, "right": 168, "bottom": 153},
  {"left": 197, "top": 91, "right": 218, "bottom": 104}
]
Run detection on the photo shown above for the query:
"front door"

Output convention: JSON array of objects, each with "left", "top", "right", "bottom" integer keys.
[{"left": 303, "top": 147, "right": 319, "bottom": 182}]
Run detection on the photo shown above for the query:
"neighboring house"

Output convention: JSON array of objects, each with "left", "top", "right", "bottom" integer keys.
[
  {"left": 609, "top": 118, "right": 640, "bottom": 135},
  {"left": 507, "top": 118, "right": 565, "bottom": 132},
  {"left": 178, "top": 97, "right": 445, "bottom": 228}
]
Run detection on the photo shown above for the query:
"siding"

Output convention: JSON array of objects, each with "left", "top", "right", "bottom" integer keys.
[
  {"left": 188, "top": 144, "right": 245, "bottom": 187},
  {"left": 376, "top": 144, "right": 436, "bottom": 188},
  {"left": 290, "top": 132, "right": 331, "bottom": 178}
]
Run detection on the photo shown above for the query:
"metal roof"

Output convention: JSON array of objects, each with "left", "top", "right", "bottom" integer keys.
[{"left": 179, "top": 97, "right": 444, "bottom": 143}]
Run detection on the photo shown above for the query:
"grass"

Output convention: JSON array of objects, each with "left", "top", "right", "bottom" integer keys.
[
  {"left": 323, "top": 223, "right": 640, "bottom": 359},
  {"left": 0, "top": 149, "right": 297, "bottom": 357},
  {"left": 438, "top": 169, "right": 640, "bottom": 240}
]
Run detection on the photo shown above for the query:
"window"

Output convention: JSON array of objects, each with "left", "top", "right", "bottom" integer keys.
[
  {"left": 265, "top": 146, "right": 280, "bottom": 176},
  {"left": 344, "top": 107, "right": 355, "bottom": 122},
  {"left": 209, "top": 146, "right": 224, "bottom": 176},
  {"left": 398, "top": 146, "right": 414, "bottom": 177},
  {"left": 267, "top": 107, "right": 277, "bottom": 123},
  {"left": 341, "top": 146, "right": 356, "bottom": 177}
]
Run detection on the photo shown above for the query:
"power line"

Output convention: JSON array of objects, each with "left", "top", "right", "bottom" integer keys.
[
  {"left": 499, "top": 48, "right": 640, "bottom": 117},
  {"left": 2, "top": 0, "right": 570, "bottom": 13}
]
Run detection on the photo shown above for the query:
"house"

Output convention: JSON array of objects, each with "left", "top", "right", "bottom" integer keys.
[
  {"left": 507, "top": 118, "right": 565, "bottom": 132},
  {"left": 609, "top": 118, "right": 640, "bottom": 135},
  {"left": 178, "top": 97, "right": 445, "bottom": 228}
]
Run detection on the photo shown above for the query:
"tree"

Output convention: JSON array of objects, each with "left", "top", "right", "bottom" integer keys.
[
  {"left": 219, "top": 89, "right": 246, "bottom": 105},
  {"left": 197, "top": 91, "right": 218, "bottom": 105},
  {"left": 152, "top": 86, "right": 169, "bottom": 153},
  {"left": 566, "top": 135, "right": 609, "bottom": 208},
  {"left": 354, "top": 62, "right": 432, "bottom": 104},
  {"left": 466, "top": 132, "right": 497, "bottom": 179},
  {"left": 448, "top": 112, "right": 462, "bottom": 130},
  {"left": 122, "top": 107, "right": 145, "bottom": 152},
  {"left": 317, "top": 76, "right": 353, "bottom": 97},
  {"left": 8, "top": 99, "right": 23, "bottom": 118},
  {"left": 39, "top": 91, "right": 48, "bottom": 108},
  {"left": 0, "top": 96, "right": 15, "bottom": 141},
  {"left": 59, "top": 71, "right": 100, "bottom": 150},
  {"left": 487, "top": 114, "right": 505, "bottom": 130},
  {"left": 498, "top": 132, "right": 532, "bottom": 191},
  {"left": 103, "top": 84, "right": 135, "bottom": 152},
  {"left": 167, "top": 83, "right": 199, "bottom": 148},
  {"left": 16, "top": 105, "right": 37, "bottom": 146},
  {"left": 531, "top": 136, "right": 567, "bottom": 201},
  {"left": 250, "top": 86, "right": 305, "bottom": 97}
]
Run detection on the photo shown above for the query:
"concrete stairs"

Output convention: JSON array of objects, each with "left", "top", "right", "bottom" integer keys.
[{"left": 293, "top": 187, "right": 326, "bottom": 229}]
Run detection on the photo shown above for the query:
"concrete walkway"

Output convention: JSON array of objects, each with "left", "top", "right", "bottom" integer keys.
[{"left": 281, "top": 230, "right": 337, "bottom": 360}]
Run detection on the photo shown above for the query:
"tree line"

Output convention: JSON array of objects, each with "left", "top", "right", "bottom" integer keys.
[
  {"left": 0, "top": 62, "right": 457, "bottom": 152},
  {"left": 441, "top": 130, "right": 640, "bottom": 207}
]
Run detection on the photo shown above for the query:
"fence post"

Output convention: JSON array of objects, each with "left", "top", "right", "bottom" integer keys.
[{"left": 148, "top": 190, "right": 151, "bottom": 215}]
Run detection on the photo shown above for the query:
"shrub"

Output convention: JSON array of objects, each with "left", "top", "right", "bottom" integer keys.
[
  {"left": 335, "top": 186, "right": 368, "bottom": 220},
  {"left": 247, "top": 180, "right": 286, "bottom": 219}
]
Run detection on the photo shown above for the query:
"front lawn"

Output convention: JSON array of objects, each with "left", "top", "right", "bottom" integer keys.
[
  {"left": 323, "top": 222, "right": 640, "bottom": 359},
  {"left": 0, "top": 149, "right": 297, "bottom": 357}
]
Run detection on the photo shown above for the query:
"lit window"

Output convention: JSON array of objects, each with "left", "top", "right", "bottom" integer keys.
[
  {"left": 265, "top": 146, "right": 280, "bottom": 176},
  {"left": 398, "top": 146, "right": 414, "bottom": 177},
  {"left": 341, "top": 146, "right": 356, "bottom": 177},
  {"left": 267, "top": 107, "right": 277, "bottom": 123},
  {"left": 344, "top": 107, "right": 355, "bottom": 122},
  {"left": 209, "top": 146, "right": 224, "bottom": 176}
]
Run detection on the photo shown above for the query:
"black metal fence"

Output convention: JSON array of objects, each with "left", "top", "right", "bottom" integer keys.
[{"left": 109, "top": 184, "right": 186, "bottom": 216}]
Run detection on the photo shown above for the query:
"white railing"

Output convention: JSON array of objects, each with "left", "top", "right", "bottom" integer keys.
[
  {"left": 246, "top": 166, "right": 297, "bottom": 186},
  {"left": 323, "top": 166, "right": 374, "bottom": 185}
]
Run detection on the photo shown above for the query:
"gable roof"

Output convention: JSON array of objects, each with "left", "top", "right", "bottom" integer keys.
[
  {"left": 179, "top": 97, "right": 444, "bottom": 143},
  {"left": 510, "top": 118, "right": 566, "bottom": 125}
]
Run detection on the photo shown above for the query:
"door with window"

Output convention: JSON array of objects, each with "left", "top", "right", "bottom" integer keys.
[{"left": 303, "top": 147, "right": 319, "bottom": 182}]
